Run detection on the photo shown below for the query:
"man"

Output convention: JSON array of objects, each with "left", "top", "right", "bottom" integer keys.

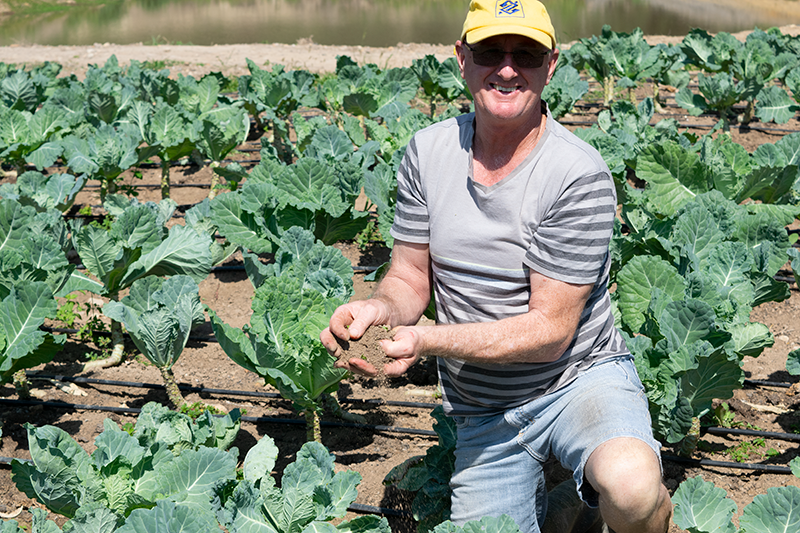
[{"left": 321, "top": 1, "right": 672, "bottom": 532}]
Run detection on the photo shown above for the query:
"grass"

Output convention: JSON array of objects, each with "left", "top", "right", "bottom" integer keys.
[
  {"left": 2, "top": 0, "right": 116, "bottom": 16},
  {"left": 146, "top": 35, "right": 195, "bottom": 46}
]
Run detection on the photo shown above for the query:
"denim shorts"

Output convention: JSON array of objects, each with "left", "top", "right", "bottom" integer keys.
[{"left": 448, "top": 357, "right": 662, "bottom": 533}]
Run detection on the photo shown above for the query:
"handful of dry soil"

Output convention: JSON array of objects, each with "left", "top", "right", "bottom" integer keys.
[{"left": 335, "top": 325, "right": 395, "bottom": 380}]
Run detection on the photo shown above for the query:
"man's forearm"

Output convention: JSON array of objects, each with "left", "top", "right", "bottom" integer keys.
[{"left": 415, "top": 309, "right": 574, "bottom": 365}]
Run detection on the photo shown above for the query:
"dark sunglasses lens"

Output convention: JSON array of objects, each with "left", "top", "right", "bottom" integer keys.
[
  {"left": 471, "top": 48, "right": 546, "bottom": 68},
  {"left": 514, "top": 51, "right": 546, "bottom": 68},
  {"left": 472, "top": 49, "right": 505, "bottom": 67}
]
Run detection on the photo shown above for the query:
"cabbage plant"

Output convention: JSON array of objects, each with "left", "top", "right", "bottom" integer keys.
[
  {"left": 568, "top": 25, "right": 666, "bottom": 107},
  {"left": 0, "top": 198, "right": 81, "bottom": 397},
  {"left": 195, "top": 102, "right": 250, "bottom": 199},
  {"left": 103, "top": 275, "right": 205, "bottom": 408},
  {"left": 7, "top": 401, "right": 241, "bottom": 529},
  {"left": 208, "top": 227, "right": 352, "bottom": 443},
  {"left": 613, "top": 190, "right": 794, "bottom": 454},
  {"left": 216, "top": 438, "right": 389, "bottom": 533},
  {"left": 70, "top": 196, "right": 213, "bottom": 371},
  {"left": 384, "top": 406, "right": 457, "bottom": 533},
  {"left": 411, "top": 55, "right": 466, "bottom": 117},
  {"left": 238, "top": 58, "right": 318, "bottom": 163},
  {"left": 4, "top": 416, "right": 388, "bottom": 533},
  {"left": 127, "top": 99, "right": 199, "bottom": 199},
  {"left": 671, "top": 466, "right": 800, "bottom": 533},
  {"left": 0, "top": 170, "right": 85, "bottom": 213},
  {"left": 0, "top": 104, "right": 70, "bottom": 174},
  {"left": 541, "top": 64, "right": 588, "bottom": 119}
]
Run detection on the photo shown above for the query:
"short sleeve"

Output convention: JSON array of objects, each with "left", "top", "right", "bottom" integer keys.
[
  {"left": 523, "top": 171, "right": 616, "bottom": 285},
  {"left": 390, "top": 137, "right": 430, "bottom": 244}
]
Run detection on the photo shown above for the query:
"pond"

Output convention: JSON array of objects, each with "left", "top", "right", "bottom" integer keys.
[{"left": 0, "top": 0, "right": 798, "bottom": 48}]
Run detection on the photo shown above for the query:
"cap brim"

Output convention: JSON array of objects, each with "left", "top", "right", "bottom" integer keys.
[{"left": 465, "top": 26, "right": 554, "bottom": 49}]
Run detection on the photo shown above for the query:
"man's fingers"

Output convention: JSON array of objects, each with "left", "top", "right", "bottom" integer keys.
[
  {"left": 335, "top": 357, "right": 380, "bottom": 377},
  {"left": 320, "top": 328, "right": 343, "bottom": 358},
  {"left": 384, "top": 357, "right": 415, "bottom": 378}
]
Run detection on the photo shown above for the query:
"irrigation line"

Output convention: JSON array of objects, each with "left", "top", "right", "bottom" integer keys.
[
  {"left": 0, "top": 399, "right": 437, "bottom": 438},
  {"left": 745, "top": 379, "right": 792, "bottom": 389},
  {"left": 24, "top": 373, "right": 440, "bottom": 410},
  {"left": 348, "top": 503, "right": 411, "bottom": 518},
  {"left": 1, "top": 399, "right": 795, "bottom": 474},
  {"left": 662, "top": 454, "right": 792, "bottom": 474},
  {"left": 703, "top": 426, "right": 800, "bottom": 442},
  {"left": 70, "top": 263, "right": 379, "bottom": 276}
]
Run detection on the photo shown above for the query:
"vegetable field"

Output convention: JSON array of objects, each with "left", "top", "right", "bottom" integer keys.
[{"left": 3, "top": 24, "right": 800, "bottom": 533}]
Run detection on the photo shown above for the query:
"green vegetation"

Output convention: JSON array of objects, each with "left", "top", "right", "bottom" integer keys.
[{"left": 1, "top": 0, "right": 114, "bottom": 16}]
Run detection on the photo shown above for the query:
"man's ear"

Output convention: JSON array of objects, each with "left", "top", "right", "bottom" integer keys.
[
  {"left": 455, "top": 40, "right": 467, "bottom": 77},
  {"left": 545, "top": 48, "right": 560, "bottom": 85}
]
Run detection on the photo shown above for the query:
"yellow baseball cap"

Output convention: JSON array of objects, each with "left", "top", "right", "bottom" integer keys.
[{"left": 461, "top": 0, "right": 556, "bottom": 49}]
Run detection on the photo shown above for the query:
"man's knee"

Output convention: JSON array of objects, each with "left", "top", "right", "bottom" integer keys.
[{"left": 584, "top": 437, "right": 666, "bottom": 520}]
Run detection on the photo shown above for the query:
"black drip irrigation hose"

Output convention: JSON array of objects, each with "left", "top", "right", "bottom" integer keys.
[
  {"left": 23, "top": 373, "right": 439, "bottom": 410},
  {"left": 745, "top": 379, "right": 793, "bottom": 389},
  {"left": 348, "top": 503, "right": 411, "bottom": 518},
  {"left": 42, "top": 325, "right": 216, "bottom": 343},
  {"left": 0, "top": 398, "right": 437, "bottom": 438},
  {"left": 703, "top": 426, "right": 800, "bottom": 442},
  {"left": 209, "top": 264, "right": 380, "bottom": 273},
  {"left": 662, "top": 454, "right": 792, "bottom": 474}
]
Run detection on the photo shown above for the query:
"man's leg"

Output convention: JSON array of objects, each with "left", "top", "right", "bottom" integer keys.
[
  {"left": 450, "top": 412, "right": 548, "bottom": 533},
  {"left": 537, "top": 358, "right": 670, "bottom": 533},
  {"left": 584, "top": 437, "right": 672, "bottom": 533}
]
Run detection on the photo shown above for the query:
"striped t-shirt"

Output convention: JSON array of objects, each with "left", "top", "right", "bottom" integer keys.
[{"left": 390, "top": 110, "right": 629, "bottom": 416}]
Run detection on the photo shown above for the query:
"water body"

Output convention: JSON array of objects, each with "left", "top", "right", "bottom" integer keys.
[{"left": 1, "top": 0, "right": 798, "bottom": 47}]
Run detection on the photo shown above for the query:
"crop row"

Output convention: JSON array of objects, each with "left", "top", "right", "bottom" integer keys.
[{"left": 2, "top": 23, "right": 800, "bottom": 533}]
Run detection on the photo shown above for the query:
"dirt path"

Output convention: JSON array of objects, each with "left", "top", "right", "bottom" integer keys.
[{"left": 2, "top": 24, "right": 799, "bottom": 80}]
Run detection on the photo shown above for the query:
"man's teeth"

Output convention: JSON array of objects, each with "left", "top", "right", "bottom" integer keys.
[{"left": 494, "top": 85, "right": 517, "bottom": 93}]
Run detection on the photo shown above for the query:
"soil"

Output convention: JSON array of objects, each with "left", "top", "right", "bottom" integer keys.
[
  {"left": 3, "top": 24, "right": 800, "bottom": 533},
  {"left": 335, "top": 325, "right": 396, "bottom": 385}
]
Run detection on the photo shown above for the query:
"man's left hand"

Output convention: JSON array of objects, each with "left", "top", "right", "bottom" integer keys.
[{"left": 381, "top": 326, "right": 426, "bottom": 377}]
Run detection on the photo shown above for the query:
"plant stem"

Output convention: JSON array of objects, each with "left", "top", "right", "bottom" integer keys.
[
  {"left": 160, "top": 366, "right": 184, "bottom": 409},
  {"left": 306, "top": 409, "right": 322, "bottom": 443},
  {"left": 12, "top": 369, "right": 30, "bottom": 399},
  {"left": 323, "top": 393, "right": 367, "bottom": 424},
  {"left": 208, "top": 161, "right": 220, "bottom": 200},
  {"left": 160, "top": 158, "right": 171, "bottom": 199},
  {"left": 652, "top": 84, "right": 665, "bottom": 114},
  {"left": 741, "top": 100, "right": 754, "bottom": 126},
  {"left": 82, "top": 320, "right": 126, "bottom": 372},
  {"left": 679, "top": 416, "right": 701, "bottom": 457},
  {"left": 603, "top": 75, "right": 615, "bottom": 107}
]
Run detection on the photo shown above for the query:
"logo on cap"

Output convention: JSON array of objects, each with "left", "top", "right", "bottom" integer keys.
[{"left": 496, "top": 0, "right": 525, "bottom": 18}]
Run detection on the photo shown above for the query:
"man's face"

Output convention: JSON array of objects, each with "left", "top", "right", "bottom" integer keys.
[{"left": 456, "top": 34, "right": 558, "bottom": 129}]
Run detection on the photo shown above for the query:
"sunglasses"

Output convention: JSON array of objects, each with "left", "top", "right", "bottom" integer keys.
[{"left": 463, "top": 42, "right": 550, "bottom": 69}]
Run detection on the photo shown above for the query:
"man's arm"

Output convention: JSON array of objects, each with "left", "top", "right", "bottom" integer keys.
[{"left": 381, "top": 271, "right": 593, "bottom": 376}]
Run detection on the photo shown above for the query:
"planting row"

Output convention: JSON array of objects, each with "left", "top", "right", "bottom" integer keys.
[{"left": 3, "top": 399, "right": 799, "bottom": 533}]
